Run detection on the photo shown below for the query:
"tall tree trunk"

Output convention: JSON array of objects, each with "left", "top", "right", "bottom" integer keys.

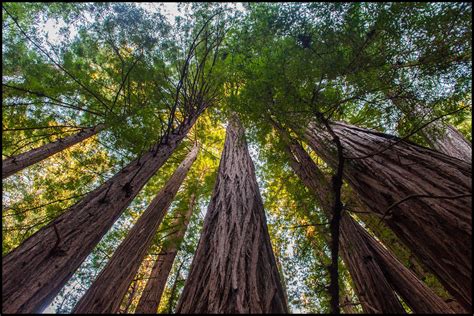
[
  {"left": 303, "top": 121, "right": 472, "bottom": 310},
  {"left": 2, "top": 123, "right": 106, "bottom": 179},
  {"left": 387, "top": 90, "right": 471, "bottom": 162},
  {"left": 357, "top": 222, "right": 455, "bottom": 314},
  {"left": 275, "top": 124, "right": 404, "bottom": 313},
  {"left": 72, "top": 145, "right": 198, "bottom": 314},
  {"left": 134, "top": 193, "right": 196, "bottom": 314},
  {"left": 276, "top": 122, "right": 454, "bottom": 313},
  {"left": 176, "top": 116, "right": 288, "bottom": 313},
  {"left": 2, "top": 110, "right": 205, "bottom": 314},
  {"left": 430, "top": 124, "right": 472, "bottom": 162}
]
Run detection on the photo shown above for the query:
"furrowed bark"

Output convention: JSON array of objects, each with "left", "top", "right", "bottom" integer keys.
[
  {"left": 358, "top": 222, "right": 455, "bottom": 314},
  {"left": 387, "top": 90, "right": 471, "bottom": 162},
  {"left": 277, "top": 122, "right": 453, "bottom": 313},
  {"left": 430, "top": 124, "right": 472, "bottom": 162},
  {"left": 176, "top": 116, "right": 288, "bottom": 313},
  {"left": 275, "top": 123, "right": 405, "bottom": 313},
  {"left": 72, "top": 145, "right": 198, "bottom": 314},
  {"left": 134, "top": 193, "right": 196, "bottom": 314},
  {"left": 2, "top": 111, "right": 205, "bottom": 314},
  {"left": 303, "top": 121, "right": 472, "bottom": 310},
  {"left": 2, "top": 123, "right": 106, "bottom": 179}
]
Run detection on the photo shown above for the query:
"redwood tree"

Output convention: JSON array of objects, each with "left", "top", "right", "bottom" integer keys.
[
  {"left": 303, "top": 120, "right": 472, "bottom": 310},
  {"left": 276, "top": 123, "right": 453, "bottom": 313},
  {"left": 176, "top": 116, "right": 288, "bottom": 313},
  {"left": 72, "top": 145, "right": 198, "bottom": 313},
  {"left": 2, "top": 112, "right": 204, "bottom": 314},
  {"left": 2, "top": 123, "right": 106, "bottom": 179},
  {"left": 134, "top": 193, "right": 196, "bottom": 314}
]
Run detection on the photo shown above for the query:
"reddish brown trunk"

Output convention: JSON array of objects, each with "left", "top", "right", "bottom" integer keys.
[
  {"left": 176, "top": 116, "right": 288, "bottom": 313},
  {"left": 134, "top": 194, "right": 196, "bottom": 314},
  {"left": 303, "top": 121, "right": 472, "bottom": 310},
  {"left": 278, "top": 122, "right": 454, "bottom": 313},
  {"left": 357, "top": 222, "right": 455, "bottom": 314},
  {"left": 2, "top": 124, "right": 106, "bottom": 179},
  {"left": 2, "top": 112, "right": 204, "bottom": 314},
  {"left": 72, "top": 145, "right": 198, "bottom": 314},
  {"left": 276, "top": 125, "right": 404, "bottom": 313},
  {"left": 430, "top": 124, "right": 472, "bottom": 162}
]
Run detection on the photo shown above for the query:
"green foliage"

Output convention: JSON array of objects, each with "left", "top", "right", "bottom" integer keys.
[{"left": 2, "top": 2, "right": 471, "bottom": 313}]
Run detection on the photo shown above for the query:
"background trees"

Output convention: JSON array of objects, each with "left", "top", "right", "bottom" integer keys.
[{"left": 2, "top": 2, "right": 471, "bottom": 314}]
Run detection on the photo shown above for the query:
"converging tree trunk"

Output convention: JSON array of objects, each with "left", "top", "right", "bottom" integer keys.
[
  {"left": 2, "top": 111, "right": 205, "bottom": 314},
  {"left": 2, "top": 123, "right": 106, "bottom": 179},
  {"left": 176, "top": 116, "right": 288, "bottom": 313},
  {"left": 387, "top": 90, "right": 472, "bottom": 162},
  {"left": 72, "top": 145, "right": 198, "bottom": 314},
  {"left": 277, "top": 123, "right": 454, "bottom": 313},
  {"left": 134, "top": 193, "right": 196, "bottom": 314},
  {"left": 303, "top": 121, "right": 472, "bottom": 310},
  {"left": 275, "top": 123, "right": 404, "bottom": 313}
]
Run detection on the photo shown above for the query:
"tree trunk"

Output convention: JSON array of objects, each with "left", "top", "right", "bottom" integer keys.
[
  {"left": 2, "top": 123, "right": 106, "bottom": 179},
  {"left": 2, "top": 111, "right": 205, "bottom": 314},
  {"left": 134, "top": 193, "right": 196, "bottom": 314},
  {"left": 303, "top": 121, "right": 472, "bottom": 310},
  {"left": 176, "top": 116, "right": 288, "bottom": 313},
  {"left": 357, "top": 222, "right": 455, "bottom": 314},
  {"left": 278, "top": 122, "right": 454, "bottom": 313},
  {"left": 387, "top": 90, "right": 471, "bottom": 162},
  {"left": 276, "top": 124, "right": 405, "bottom": 313},
  {"left": 72, "top": 145, "right": 198, "bottom": 314},
  {"left": 430, "top": 124, "right": 472, "bottom": 162}
]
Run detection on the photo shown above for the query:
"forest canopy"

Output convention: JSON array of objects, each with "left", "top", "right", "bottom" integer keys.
[{"left": 2, "top": 2, "right": 472, "bottom": 314}]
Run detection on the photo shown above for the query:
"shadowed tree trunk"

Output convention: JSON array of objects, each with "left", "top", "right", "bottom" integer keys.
[
  {"left": 278, "top": 123, "right": 454, "bottom": 313},
  {"left": 303, "top": 120, "right": 472, "bottom": 311},
  {"left": 176, "top": 116, "right": 288, "bottom": 313},
  {"left": 134, "top": 193, "right": 196, "bottom": 314},
  {"left": 387, "top": 90, "right": 471, "bottom": 162},
  {"left": 2, "top": 123, "right": 106, "bottom": 179},
  {"left": 430, "top": 124, "right": 472, "bottom": 162},
  {"left": 72, "top": 145, "right": 198, "bottom": 314},
  {"left": 274, "top": 123, "right": 404, "bottom": 313},
  {"left": 2, "top": 110, "right": 206, "bottom": 314}
]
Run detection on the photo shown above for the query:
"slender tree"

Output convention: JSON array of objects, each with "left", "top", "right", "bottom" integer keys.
[
  {"left": 2, "top": 111, "right": 205, "bottom": 314},
  {"left": 134, "top": 193, "right": 196, "bottom": 314},
  {"left": 72, "top": 145, "right": 198, "bottom": 313},
  {"left": 176, "top": 116, "right": 288, "bottom": 313},
  {"left": 302, "top": 120, "right": 472, "bottom": 310},
  {"left": 2, "top": 124, "right": 106, "bottom": 179}
]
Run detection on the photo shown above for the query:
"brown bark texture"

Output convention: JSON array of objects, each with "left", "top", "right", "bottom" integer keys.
[
  {"left": 303, "top": 121, "right": 472, "bottom": 311},
  {"left": 277, "top": 125, "right": 405, "bottom": 313},
  {"left": 430, "top": 124, "right": 472, "bottom": 162},
  {"left": 176, "top": 116, "right": 288, "bottom": 313},
  {"left": 357, "top": 222, "right": 455, "bottom": 314},
  {"left": 2, "top": 123, "right": 106, "bottom": 179},
  {"left": 134, "top": 193, "right": 196, "bottom": 314},
  {"left": 72, "top": 145, "right": 198, "bottom": 313},
  {"left": 2, "top": 112, "right": 204, "bottom": 314},
  {"left": 281, "top": 124, "right": 455, "bottom": 313}
]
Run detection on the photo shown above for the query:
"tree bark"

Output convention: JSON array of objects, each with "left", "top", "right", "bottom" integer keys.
[
  {"left": 277, "top": 122, "right": 454, "bottom": 313},
  {"left": 387, "top": 90, "right": 471, "bottom": 162},
  {"left": 303, "top": 121, "right": 472, "bottom": 311},
  {"left": 134, "top": 193, "right": 196, "bottom": 314},
  {"left": 2, "top": 123, "right": 106, "bottom": 179},
  {"left": 176, "top": 116, "right": 288, "bottom": 313},
  {"left": 2, "top": 111, "right": 205, "bottom": 314},
  {"left": 276, "top": 124, "right": 405, "bottom": 313},
  {"left": 72, "top": 145, "right": 198, "bottom": 314},
  {"left": 357, "top": 222, "right": 455, "bottom": 314},
  {"left": 430, "top": 124, "right": 472, "bottom": 162}
]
